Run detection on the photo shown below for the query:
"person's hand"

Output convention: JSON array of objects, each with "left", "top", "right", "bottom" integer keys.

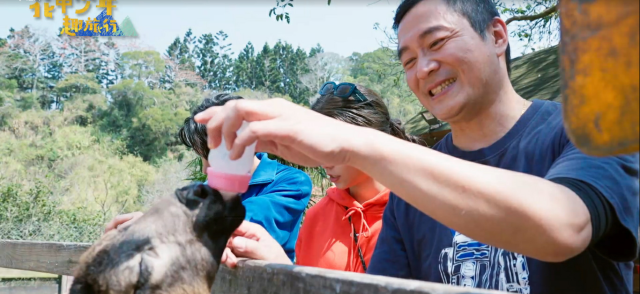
[
  {"left": 221, "top": 221, "right": 292, "bottom": 268},
  {"left": 193, "top": 98, "right": 364, "bottom": 168},
  {"left": 104, "top": 212, "right": 144, "bottom": 234}
]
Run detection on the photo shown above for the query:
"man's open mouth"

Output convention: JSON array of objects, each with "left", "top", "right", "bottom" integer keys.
[{"left": 430, "top": 78, "right": 457, "bottom": 97}]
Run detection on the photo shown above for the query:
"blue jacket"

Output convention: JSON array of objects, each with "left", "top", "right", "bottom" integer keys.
[{"left": 208, "top": 153, "right": 312, "bottom": 262}]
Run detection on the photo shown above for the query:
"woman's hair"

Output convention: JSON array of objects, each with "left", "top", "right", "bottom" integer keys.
[
  {"left": 178, "top": 93, "right": 244, "bottom": 158},
  {"left": 311, "top": 84, "right": 423, "bottom": 145}
]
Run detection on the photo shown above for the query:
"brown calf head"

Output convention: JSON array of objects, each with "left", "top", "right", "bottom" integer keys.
[{"left": 69, "top": 183, "right": 246, "bottom": 294}]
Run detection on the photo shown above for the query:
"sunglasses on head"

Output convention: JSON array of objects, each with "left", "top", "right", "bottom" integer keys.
[{"left": 319, "top": 82, "right": 368, "bottom": 102}]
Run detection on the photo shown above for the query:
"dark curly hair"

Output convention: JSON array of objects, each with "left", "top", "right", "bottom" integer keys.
[{"left": 178, "top": 93, "right": 243, "bottom": 158}]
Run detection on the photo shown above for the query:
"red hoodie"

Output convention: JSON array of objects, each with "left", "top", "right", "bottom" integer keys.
[{"left": 294, "top": 186, "right": 390, "bottom": 273}]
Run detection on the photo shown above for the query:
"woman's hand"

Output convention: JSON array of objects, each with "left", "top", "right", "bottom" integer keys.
[
  {"left": 194, "top": 98, "right": 366, "bottom": 168},
  {"left": 104, "top": 212, "right": 144, "bottom": 234},
  {"left": 221, "top": 221, "right": 293, "bottom": 268}
]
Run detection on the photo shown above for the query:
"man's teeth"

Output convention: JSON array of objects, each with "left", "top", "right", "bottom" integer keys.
[{"left": 430, "top": 78, "right": 456, "bottom": 96}]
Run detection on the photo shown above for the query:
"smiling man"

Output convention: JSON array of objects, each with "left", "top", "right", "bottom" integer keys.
[
  {"left": 368, "top": 1, "right": 639, "bottom": 293},
  {"left": 192, "top": 0, "right": 639, "bottom": 293}
]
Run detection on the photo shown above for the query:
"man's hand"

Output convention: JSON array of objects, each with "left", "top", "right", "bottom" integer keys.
[
  {"left": 221, "top": 221, "right": 292, "bottom": 268},
  {"left": 104, "top": 212, "right": 144, "bottom": 233},
  {"left": 193, "top": 98, "right": 363, "bottom": 168}
]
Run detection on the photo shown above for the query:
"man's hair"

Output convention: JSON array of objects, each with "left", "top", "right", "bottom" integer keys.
[
  {"left": 393, "top": 0, "right": 511, "bottom": 75},
  {"left": 178, "top": 93, "right": 244, "bottom": 158}
]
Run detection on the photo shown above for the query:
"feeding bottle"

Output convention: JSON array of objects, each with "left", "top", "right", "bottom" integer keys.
[{"left": 206, "top": 121, "right": 256, "bottom": 197}]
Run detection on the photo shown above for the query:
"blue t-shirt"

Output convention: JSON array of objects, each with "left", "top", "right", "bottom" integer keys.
[
  {"left": 367, "top": 100, "right": 639, "bottom": 294},
  {"left": 206, "top": 153, "right": 312, "bottom": 262}
]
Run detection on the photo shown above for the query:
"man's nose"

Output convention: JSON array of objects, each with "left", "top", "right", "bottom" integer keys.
[{"left": 416, "top": 56, "right": 439, "bottom": 81}]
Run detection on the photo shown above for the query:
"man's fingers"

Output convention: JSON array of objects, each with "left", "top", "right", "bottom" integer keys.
[
  {"left": 104, "top": 212, "right": 143, "bottom": 233},
  {"left": 204, "top": 109, "right": 225, "bottom": 150},
  {"left": 222, "top": 247, "right": 238, "bottom": 268},
  {"left": 222, "top": 100, "right": 243, "bottom": 151},
  {"left": 229, "top": 237, "right": 268, "bottom": 261},
  {"left": 193, "top": 106, "right": 218, "bottom": 124},
  {"left": 231, "top": 221, "right": 269, "bottom": 240},
  {"left": 230, "top": 119, "right": 292, "bottom": 160}
]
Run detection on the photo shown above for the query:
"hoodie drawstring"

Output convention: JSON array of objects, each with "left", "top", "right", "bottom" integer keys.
[
  {"left": 343, "top": 207, "right": 372, "bottom": 238},
  {"left": 342, "top": 207, "right": 370, "bottom": 272}
]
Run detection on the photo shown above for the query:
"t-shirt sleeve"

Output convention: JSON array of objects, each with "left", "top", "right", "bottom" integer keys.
[
  {"left": 366, "top": 194, "right": 412, "bottom": 278},
  {"left": 545, "top": 140, "right": 640, "bottom": 262}
]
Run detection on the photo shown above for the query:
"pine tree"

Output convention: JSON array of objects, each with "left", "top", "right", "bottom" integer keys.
[{"left": 233, "top": 42, "right": 257, "bottom": 90}]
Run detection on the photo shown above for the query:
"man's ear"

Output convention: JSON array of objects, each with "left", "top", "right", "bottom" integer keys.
[{"left": 489, "top": 17, "right": 509, "bottom": 60}]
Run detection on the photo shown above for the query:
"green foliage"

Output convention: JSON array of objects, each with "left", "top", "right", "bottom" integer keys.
[
  {"left": 121, "top": 51, "right": 166, "bottom": 89},
  {"left": 0, "top": 181, "right": 103, "bottom": 242},
  {"left": 55, "top": 73, "right": 102, "bottom": 101},
  {"left": 496, "top": 0, "right": 559, "bottom": 54},
  {"left": 342, "top": 48, "right": 422, "bottom": 122},
  {"left": 0, "top": 108, "right": 155, "bottom": 228},
  {"left": 128, "top": 107, "right": 189, "bottom": 163},
  {"left": 185, "top": 156, "right": 208, "bottom": 183}
]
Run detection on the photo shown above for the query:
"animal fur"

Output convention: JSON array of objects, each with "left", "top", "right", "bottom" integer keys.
[{"left": 69, "top": 183, "right": 246, "bottom": 294}]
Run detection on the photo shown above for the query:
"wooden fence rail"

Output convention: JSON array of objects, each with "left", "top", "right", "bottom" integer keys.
[{"left": 0, "top": 240, "right": 500, "bottom": 294}]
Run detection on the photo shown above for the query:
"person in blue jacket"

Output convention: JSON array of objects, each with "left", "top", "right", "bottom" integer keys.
[{"left": 104, "top": 93, "right": 312, "bottom": 263}]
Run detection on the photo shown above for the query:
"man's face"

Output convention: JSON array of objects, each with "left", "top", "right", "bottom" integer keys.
[{"left": 397, "top": 0, "right": 501, "bottom": 122}]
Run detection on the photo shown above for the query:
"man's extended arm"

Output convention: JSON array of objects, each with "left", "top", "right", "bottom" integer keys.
[
  {"left": 348, "top": 127, "right": 592, "bottom": 262},
  {"left": 194, "top": 98, "right": 637, "bottom": 263}
]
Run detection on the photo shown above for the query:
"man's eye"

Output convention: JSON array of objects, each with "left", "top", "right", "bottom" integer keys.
[
  {"left": 403, "top": 58, "right": 416, "bottom": 68},
  {"left": 430, "top": 38, "right": 445, "bottom": 49}
]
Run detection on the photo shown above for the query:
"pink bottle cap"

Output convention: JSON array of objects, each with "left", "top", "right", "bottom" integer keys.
[{"left": 206, "top": 167, "right": 251, "bottom": 193}]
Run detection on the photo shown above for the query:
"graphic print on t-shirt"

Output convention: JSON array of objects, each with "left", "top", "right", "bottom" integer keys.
[{"left": 439, "top": 231, "right": 531, "bottom": 293}]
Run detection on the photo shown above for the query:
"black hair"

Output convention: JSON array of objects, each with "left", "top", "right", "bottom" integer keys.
[
  {"left": 311, "top": 84, "right": 424, "bottom": 145},
  {"left": 393, "top": 0, "right": 511, "bottom": 75},
  {"left": 178, "top": 93, "right": 244, "bottom": 158}
]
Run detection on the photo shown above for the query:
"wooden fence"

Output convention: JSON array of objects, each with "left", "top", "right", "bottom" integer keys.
[{"left": 0, "top": 240, "right": 501, "bottom": 294}]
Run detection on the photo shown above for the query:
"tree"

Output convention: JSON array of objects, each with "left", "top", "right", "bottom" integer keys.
[
  {"left": 194, "top": 31, "right": 234, "bottom": 92},
  {"left": 162, "top": 55, "right": 205, "bottom": 90},
  {"left": 55, "top": 73, "right": 102, "bottom": 104},
  {"left": 6, "top": 26, "right": 58, "bottom": 98},
  {"left": 496, "top": 0, "right": 559, "bottom": 53},
  {"left": 254, "top": 43, "right": 277, "bottom": 96},
  {"left": 234, "top": 42, "right": 258, "bottom": 90},
  {"left": 344, "top": 47, "right": 422, "bottom": 122},
  {"left": 120, "top": 51, "right": 166, "bottom": 89},
  {"left": 301, "top": 52, "right": 349, "bottom": 93},
  {"left": 95, "top": 37, "right": 121, "bottom": 88},
  {"left": 127, "top": 107, "right": 189, "bottom": 163},
  {"left": 58, "top": 35, "right": 103, "bottom": 76},
  {"left": 309, "top": 43, "right": 324, "bottom": 58}
]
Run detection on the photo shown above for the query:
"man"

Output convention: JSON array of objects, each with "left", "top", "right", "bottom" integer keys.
[
  {"left": 105, "top": 93, "right": 312, "bottom": 263},
  {"left": 194, "top": 0, "right": 639, "bottom": 293}
]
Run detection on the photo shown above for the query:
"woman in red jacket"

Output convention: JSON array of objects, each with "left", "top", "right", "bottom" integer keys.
[{"left": 222, "top": 82, "right": 423, "bottom": 273}]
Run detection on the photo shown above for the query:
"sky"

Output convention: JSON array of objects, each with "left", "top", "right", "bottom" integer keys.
[{"left": 0, "top": 0, "right": 534, "bottom": 58}]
